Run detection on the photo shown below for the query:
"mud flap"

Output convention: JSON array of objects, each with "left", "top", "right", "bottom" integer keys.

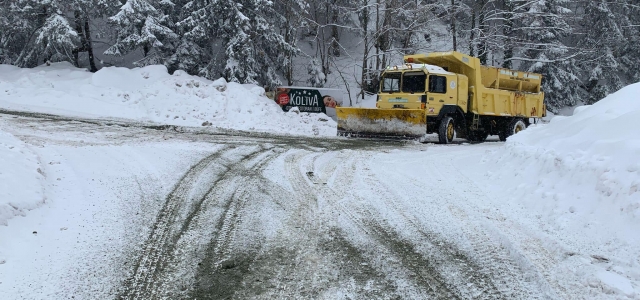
[{"left": 336, "top": 108, "right": 426, "bottom": 138}]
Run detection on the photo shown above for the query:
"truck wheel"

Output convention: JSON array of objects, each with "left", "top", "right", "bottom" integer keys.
[
  {"left": 438, "top": 116, "right": 455, "bottom": 144},
  {"left": 501, "top": 118, "right": 526, "bottom": 141}
]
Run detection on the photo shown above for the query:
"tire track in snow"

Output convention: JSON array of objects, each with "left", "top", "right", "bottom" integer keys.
[
  {"left": 205, "top": 149, "right": 283, "bottom": 270},
  {"left": 119, "top": 145, "right": 276, "bottom": 299},
  {"left": 329, "top": 152, "right": 461, "bottom": 298},
  {"left": 316, "top": 150, "right": 462, "bottom": 298},
  {"left": 442, "top": 152, "right": 570, "bottom": 298},
  {"left": 247, "top": 149, "right": 403, "bottom": 299},
  {"left": 365, "top": 150, "right": 556, "bottom": 299},
  {"left": 187, "top": 147, "right": 290, "bottom": 299},
  {"left": 203, "top": 150, "right": 340, "bottom": 300},
  {"left": 119, "top": 147, "right": 230, "bottom": 300},
  {"left": 158, "top": 147, "right": 283, "bottom": 299},
  {"left": 426, "top": 154, "right": 558, "bottom": 299},
  {"left": 284, "top": 149, "right": 460, "bottom": 298},
  {"left": 262, "top": 150, "right": 325, "bottom": 294},
  {"left": 357, "top": 165, "right": 501, "bottom": 299}
]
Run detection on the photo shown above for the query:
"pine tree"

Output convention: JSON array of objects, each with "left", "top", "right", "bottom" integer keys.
[
  {"left": 307, "top": 58, "right": 325, "bottom": 87},
  {"left": 622, "top": 1, "right": 640, "bottom": 83},
  {"left": 0, "top": 1, "right": 15, "bottom": 64},
  {"left": 180, "top": 0, "right": 259, "bottom": 83},
  {"left": 272, "top": 0, "right": 307, "bottom": 85},
  {"left": 35, "top": 14, "right": 80, "bottom": 63},
  {"left": 169, "top": 0, "right": 210, "bottom": 75},
  {"left": 105, "top": 0, "right": 178, "bottom": 66},
  {"left": 220, "top": 2, "right": 256, "bottom": 84},
  {"left": 501, "top": 0, "right": 515, "bottom": 69},
  {"left": 576, "top": 0, "right": 628, "bottom": 104},
  {"left": 10, "top": 0, "right": 80, "bottom": 67},
  {"left": 518, "top": 0, "right": 581, "bottom": 113},
  {"left": 176, "top": 0, "right": 297, "bottom": 86}
]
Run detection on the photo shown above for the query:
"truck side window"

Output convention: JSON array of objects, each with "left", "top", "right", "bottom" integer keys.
[{"left": 429, "top": 75, "right": 447, "bottom": 93}]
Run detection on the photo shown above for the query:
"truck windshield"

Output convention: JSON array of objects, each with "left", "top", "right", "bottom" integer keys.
[
  {"left": 381, "top": 73, "right": 401, "bottom": 93},
  {"left": 402, "top": 72, "right": 426, "bottom": 93}
]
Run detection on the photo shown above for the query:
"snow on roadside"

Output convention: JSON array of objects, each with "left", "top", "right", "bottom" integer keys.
[
  {"left": 0, "top": 63, "right": 336, "bottom": 136},
  {"left": 483, "top": 82, "right": 640, "bottom": 297},
  {"left": 0, "top": 137, "right": 213, "bottom": 299},
  {"left": 0, "top": 130, "right": 44, "bottom": 227}
]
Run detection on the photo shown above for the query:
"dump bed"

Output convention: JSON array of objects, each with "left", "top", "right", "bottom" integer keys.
[
  {"left": 404, "top": 51, "right": 544, "bottom": 118},
  {"left": 477, "top": 66, "right": 544, "bottom": 117},
  {"left": 480, "top": 66, "right": 541, "bottom": 93}
]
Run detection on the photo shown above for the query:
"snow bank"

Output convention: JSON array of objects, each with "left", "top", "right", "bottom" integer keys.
[
  {"left": 482, "top": 83, "right": 640, "bottom": 297},
  {"left": 0, "top": 63, "right": 336, "bottom": 136},
  {"left": 0, "top": 131, "right": 44, "bottom": 226},
  {"left": 488, "top": 82, "right": 640, "bottom": 236}
]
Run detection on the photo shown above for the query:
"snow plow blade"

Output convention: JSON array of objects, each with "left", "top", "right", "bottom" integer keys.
[{"left": 336, "top": 108, "right": 426, "bottom": 138}]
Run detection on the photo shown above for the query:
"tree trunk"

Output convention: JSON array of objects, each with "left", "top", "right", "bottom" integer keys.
[
  {"left": 84, "top": 18, "right": 97, "bottom": 72},
  {"left": 73, "top": 10, "right": 84, "bottom": 68},
  {"left": 478, "top": 0, "right": 488, "bottom": 65},
  {"left": 330, "top": 0, "right": 340, "bottom": 57},
  {"left": 451, "top": 0, "right": 456, "bottom": 51},
  {"left": 285, "top": 14, "right": 292, "bottom": 85},
  {"left": 73, "top": 10, "right": 97, "bottom": 72},
  {"left": 375, "top": 0, "right": 380, "bottom": 71},
  {"left": 317, "top": 5, "right": 329, "bottom": 79},
  {"left": 361, "top": 0, "right": 369, "bottom": 99},
  {"left": 502, "top": 0, "right": 513, "bottom": 69},
  {"left": 469, "top": 10, "right": 475, "bottom": 57}
]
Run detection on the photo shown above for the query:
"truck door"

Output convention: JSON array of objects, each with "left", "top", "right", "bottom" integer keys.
[
  {"left": 444, "top": 75, "right": 458, "bottom": 106},
  {"left": 427, "top": 75, "right": 447, "bottom": 115},
  {"left": 426, "top": 74, "right": 457, "bottom": 115}
]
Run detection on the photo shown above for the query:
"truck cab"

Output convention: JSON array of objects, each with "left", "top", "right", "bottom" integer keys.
[
  {"left": 377, "top": 64, "right": 467, "bottom": 116},
  {"left": 377, "top": 68, "right": 423, "bottom": 110}
]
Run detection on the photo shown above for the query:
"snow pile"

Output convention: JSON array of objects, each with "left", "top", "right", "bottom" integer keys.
[
  {"left": 0, "top": 63, "right": 336, "bottom": 136},
  {"left": 0, "top": 131, "right": 44, "bottom": 226},
  {"left": 488, "top": 82, "right": 640, "bottom": 236},
  {"left": 481, "top": 84, "right": 640, "bottom": 297}
]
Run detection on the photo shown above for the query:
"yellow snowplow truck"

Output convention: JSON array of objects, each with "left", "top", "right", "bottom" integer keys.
[{"left": 336, "top": 51, "right": 545, "bottom": 143}]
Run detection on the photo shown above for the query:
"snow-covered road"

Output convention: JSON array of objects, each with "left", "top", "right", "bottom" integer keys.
[{"left": 0, "top": 111, "right": 637, "bottom": 299}]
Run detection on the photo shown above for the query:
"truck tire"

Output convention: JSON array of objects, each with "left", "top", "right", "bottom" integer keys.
[
  {"left": 500, "top": 118, "right": 526, "bottom": 141},
  {"left": 438, "top": 116, "right": 455, "bottom": 144}
]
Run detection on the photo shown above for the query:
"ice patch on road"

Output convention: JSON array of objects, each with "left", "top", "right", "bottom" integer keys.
[
  {"left": 0, "top": 130, "right": 44, "bottom": 226},
  {"left": 0, "top": 63, "right": 336, "bottom": 137},
  {"left": 596, "top": 271, "right": 636, "bottom": 297}
]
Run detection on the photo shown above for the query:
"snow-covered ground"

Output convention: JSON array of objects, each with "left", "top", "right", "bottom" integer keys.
[
  {"left": 0, "top": 118, "right": 212, "bottom": 297},
  {"left": 0, "top": 63, "right": 639, "bottom": 298},
  {"left": 491, "top": 82, "right": 640, "bottom": 228},
  {"left": 0, "top": 63, "right": 336, "bottom": 137},
  {"left": 474, "top": 83, "right": 640, "bottom": 297},
  {"left": 0, "top": 131, "right": 44, "bottom": 227}
]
